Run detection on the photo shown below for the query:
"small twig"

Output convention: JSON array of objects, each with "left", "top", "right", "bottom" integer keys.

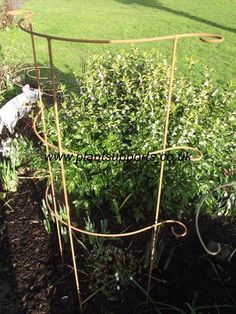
[
  {"left": 67, "top": 264, "right": 89, "bottom": 277},
  {"left": 143, "top": 273, "right": 167, "bottom": 284},
  {"left": 119, "top": 193, "right": 132, "bottom": 210},
  {"left": 81, "top": 278, "right": 116, "bottom": 305},
  {"left": 72, "top": 230, "right": 90, "bottom": 254},
  {"left": 127, "top": 240, "right": 133, "bottom": 250},
  {"left": 227, "top": 248, "right": 236, "bottom": 262}
]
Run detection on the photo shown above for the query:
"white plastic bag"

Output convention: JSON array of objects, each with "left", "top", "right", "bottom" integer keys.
[{"left": 0, "top": 84, "right": 39, "bottom": 135}]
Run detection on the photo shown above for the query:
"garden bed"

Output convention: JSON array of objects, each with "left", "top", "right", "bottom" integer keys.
[
  {"left": 0, "top": 178, "right": 235, "bottom": 313},
  {"left": 0, "top": 44, "right": 235, "bottom": 314}
]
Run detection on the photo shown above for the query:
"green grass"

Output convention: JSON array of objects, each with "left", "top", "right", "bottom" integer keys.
[{"left": 1, "top": 0, "right": 236, "bottom": 84}]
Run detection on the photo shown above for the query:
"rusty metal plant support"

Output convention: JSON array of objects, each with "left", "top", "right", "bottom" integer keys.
[
  {"left": 196, "top": 183, "right": 236, "bottom": 256},
  {"left": 12, "top": 10, "right": 224, "bottom": 313}
]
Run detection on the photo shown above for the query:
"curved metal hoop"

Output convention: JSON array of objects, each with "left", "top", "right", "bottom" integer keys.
[
  {"left": 196, "top": 183, "right": 236, "bottom": 256},
  {"left": 12, "top": 66, "right": 51, "bottom": 87},
  {"left": 45, "top": 182, "right": 187, "bottom": 238},
  {"left": 17, "top": 17, "right": 223, "bottom": 44},
  {"left": 199, "top": 35, "right": 224, "bottom": 44}
]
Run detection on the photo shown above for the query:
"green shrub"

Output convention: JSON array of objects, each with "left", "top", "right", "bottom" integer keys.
[
  {"left": 0, "top": 43, "right": 20, "bottom": 106},
  {"left": 25, "top": 49, "right": 236, "bottom": 222}
]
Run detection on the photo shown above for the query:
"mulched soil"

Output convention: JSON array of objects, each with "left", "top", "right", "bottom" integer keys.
[
  {"left": 0, "top": 178, "right": 235, "bottom": 314},
  {"left": 0, "top": 180, "right": 78, "bottom": 314}
]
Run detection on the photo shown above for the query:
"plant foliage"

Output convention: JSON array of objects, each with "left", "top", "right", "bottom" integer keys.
[{"left": 20, "top": 49, "right": 236, "bottom": 222}]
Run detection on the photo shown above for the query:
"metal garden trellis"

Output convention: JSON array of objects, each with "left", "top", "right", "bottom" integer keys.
[{"left": 8, "top": 9, "right": 224, "bottom": 313}]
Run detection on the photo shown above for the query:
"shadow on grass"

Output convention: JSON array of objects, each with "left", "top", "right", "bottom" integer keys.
[
  {"left": 116, "top": 0, "right": 236, "bottom": 34},
  {"left": 13, "top": 62, "right": 82, "bottom": 100}
]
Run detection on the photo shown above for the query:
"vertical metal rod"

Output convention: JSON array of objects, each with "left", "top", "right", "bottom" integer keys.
[
  {"left": 29, "top": 23, "right": 64, "bottom": 261},
  {"left": 47, "top": 38, "right": 83, "bottom": 313},
  {"left": 147, "top": 36, "right": 179, "bottom": 300}
]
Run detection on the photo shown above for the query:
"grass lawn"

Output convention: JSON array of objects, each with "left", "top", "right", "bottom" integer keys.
[{"left": 0, "top": 0, "right": 236, "bottom": 84}]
